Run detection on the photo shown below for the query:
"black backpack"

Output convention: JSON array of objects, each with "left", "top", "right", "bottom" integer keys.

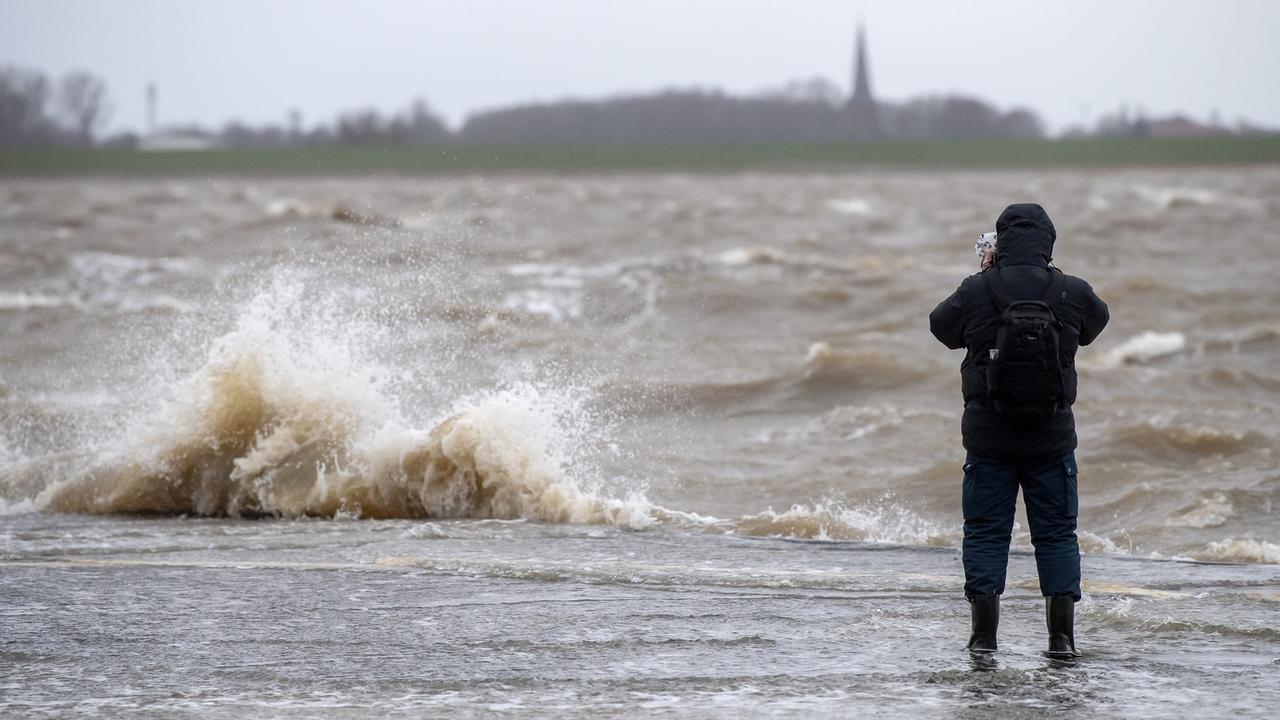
[{"left": 981, "top": 269, "right": 1066, "bottom": 416}]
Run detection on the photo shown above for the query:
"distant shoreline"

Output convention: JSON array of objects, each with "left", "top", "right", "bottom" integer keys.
[{"left": 3, "top": 137, "right": 1279, "bottom": 176}]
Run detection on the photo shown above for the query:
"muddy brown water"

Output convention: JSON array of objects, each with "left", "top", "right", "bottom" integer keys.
[{"left": 2, "top": 168, "right": 1278, "bottom": 716}]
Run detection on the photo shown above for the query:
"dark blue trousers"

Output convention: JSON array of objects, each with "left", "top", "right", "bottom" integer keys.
[{"left": 962, "top": 452, "right": 1081, "bottom": 601}]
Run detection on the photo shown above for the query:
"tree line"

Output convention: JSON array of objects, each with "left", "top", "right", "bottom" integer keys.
[
  {"left": 0, "top": 67, "right": 111, "bottom": 148},
  {"left": 460, "top": 79, "right": 1045, "bottom": 145},
  {"left": 23, "top": 64, "right": 1264, "bottom": 150}
]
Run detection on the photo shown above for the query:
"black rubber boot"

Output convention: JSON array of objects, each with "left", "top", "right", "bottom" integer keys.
[
  {"left": 1046, "top": 594, "right": 1079, "bottom": 658},
  {"left": 966, "top": 594, "right": 999, "bottom": 652}
]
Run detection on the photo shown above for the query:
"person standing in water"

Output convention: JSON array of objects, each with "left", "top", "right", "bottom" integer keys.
[{"left": 928, "top": 203, "right": 1109, "bottom": 657}]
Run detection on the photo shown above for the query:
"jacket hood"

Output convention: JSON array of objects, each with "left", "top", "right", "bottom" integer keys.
[{"left": 994, "top": 203, "right": 1055, "bottom": 268}]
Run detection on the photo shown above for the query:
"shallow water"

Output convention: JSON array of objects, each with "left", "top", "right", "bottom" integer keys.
[
  {"left": 2, "top": 169, "right": 1279, "bottom": 715},
  {"left": 5, "top": 516, "right": 1279, "bottom": 718}
]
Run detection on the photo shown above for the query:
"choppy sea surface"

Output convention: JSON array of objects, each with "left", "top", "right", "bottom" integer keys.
[{"left": 2, "top": 169, "right": 1279, "bottom": 717}]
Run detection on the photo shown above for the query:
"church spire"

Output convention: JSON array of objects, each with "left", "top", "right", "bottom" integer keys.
[
  {"left": 847, "top": 22, "right": 881, "bottom": 140},
  {"left": 852, "top": 23, "right": 872, "bottom": 103}
]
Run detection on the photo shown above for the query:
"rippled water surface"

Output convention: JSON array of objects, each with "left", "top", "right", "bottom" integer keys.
[{"left": 2, "top": 169, "right": 1279, "bottom": 716}]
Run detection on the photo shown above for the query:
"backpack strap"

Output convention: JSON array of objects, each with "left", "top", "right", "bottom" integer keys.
[
  {"left": 983, "top": 267, "right": 1063, "bottom": 312},
  {"left": 1039, "top": 269, "right": 1065, "bottom": 311},
  {"left": 981, "top": 270, "right": 1010, "bottom": 313}
]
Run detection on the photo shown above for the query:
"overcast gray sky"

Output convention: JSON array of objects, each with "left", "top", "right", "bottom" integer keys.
[{"left": 3, "top": 0, "right": 1278, "bottom": 135}]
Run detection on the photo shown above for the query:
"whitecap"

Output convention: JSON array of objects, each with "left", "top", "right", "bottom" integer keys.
[
  {"left": 1088, "top": 331, "right": 1186, "bottom": 368},
  {"left": 827, "top": 198, "right": 874, "bottom": 216},
  {"left": 1134, "top": 185, "right": 1218, "bottom": 209},
  {"left": 1197, "top": 538, "right": 1280, "bottom": 564},
  {"left": 0, "top": 292, "right": 75, "bottom": 311},
  {"left": 717, "top": 246, "right": 789, "bottom": 266}
]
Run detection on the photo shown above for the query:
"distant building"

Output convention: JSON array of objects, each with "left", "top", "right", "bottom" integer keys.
[
  {"left": 138, "top": 129, "right": 219, "bottom": 152},
  {"left": 1146, "top": 115, "right": 1233, "bottom": 139},
  {"left": 136, "top": 82, "right": 219, "bottom": 151},
  {"left": 846, "top": 24, "right": 881, "bottom": 140}
]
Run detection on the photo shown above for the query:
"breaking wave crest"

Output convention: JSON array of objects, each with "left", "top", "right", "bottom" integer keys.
[
  {"left": 36, "top": 374, "right": 652, "bottom": 526},
  {"left": 1100, "top": 421, "right": 1270, "bottom": 461},
  {"left": 1086, "top": 330, "right": 1186, "bottom": 368},
  {"left": 730, "top": 500, "right": 955, "bottom": 546},
  {"left": 1196, "top": 538, "right": 1280, "bottom": 564},
  {"left": 6, "top": 279, "right": 654, "bottom": 527},
  {"left": 801, "top": 342, "right": 931, "bottom": 389},
  {"left": 1080, "top": 594, "right": 1280, "bottom": 640}
]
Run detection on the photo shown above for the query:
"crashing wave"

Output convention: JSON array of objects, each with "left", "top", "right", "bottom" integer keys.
[
  {"left": 33, "top": 360, "right": 650, "bottom": 525},
  {"left": 1, "top": 278, "right": 647, "bottom": 526},
  {"left": 1196, "top": 538, "right": 1280, "bottom": 564}
]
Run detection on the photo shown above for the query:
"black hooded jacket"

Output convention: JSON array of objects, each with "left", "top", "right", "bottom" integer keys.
[{"left": 929, "top": 203, "right": 1110, "bottom": 458}]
